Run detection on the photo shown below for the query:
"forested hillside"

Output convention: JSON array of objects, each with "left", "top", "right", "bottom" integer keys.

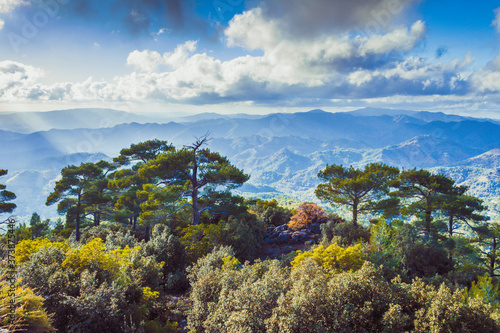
[{"left": 2, "top": 138, "right": 500, "bottom": 332}]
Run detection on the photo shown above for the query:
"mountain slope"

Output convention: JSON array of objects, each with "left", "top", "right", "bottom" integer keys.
[{"left": 2, "top": 107, "right": 500, "bottom": 220}]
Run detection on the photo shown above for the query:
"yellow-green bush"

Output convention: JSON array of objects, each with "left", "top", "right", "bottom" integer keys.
[
  {"left": 181, "top": 223, "right": 224, "bottom": 264},
  {"left": 0, "top": 273, "right": 55, "bottom": 332},
  {"left": 15, "top": 238, "right": 68, "bottom": 263},
  {"left": 291, "top": 242, "right": 364, "bottom": 275}
]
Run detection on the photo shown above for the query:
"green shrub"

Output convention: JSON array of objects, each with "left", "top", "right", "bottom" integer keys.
[
  {"left": 142, "top": 224, "right": 187, "bottom": 291},
  {"left": 186, "top": 255, "right": 500, "bottom": 333},
  {"left": 321, "top": 220, "right": 370, "bottom": 246},
  {"left": 187, "top": 248, "right": 289, "bottom": 333}
]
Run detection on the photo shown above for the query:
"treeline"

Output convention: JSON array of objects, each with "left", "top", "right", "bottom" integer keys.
[{"left": 0, "top": 139, "right": 500, "bottom": 332}]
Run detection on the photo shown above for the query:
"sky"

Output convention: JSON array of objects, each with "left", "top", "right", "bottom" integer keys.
[{"left": 0, "top": 0, "right": 500, "bottom": 117}]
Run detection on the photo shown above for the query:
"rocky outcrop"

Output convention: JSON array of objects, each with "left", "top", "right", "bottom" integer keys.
[{"left": 264, "top": 223, "right": 322, "bottom": 245}]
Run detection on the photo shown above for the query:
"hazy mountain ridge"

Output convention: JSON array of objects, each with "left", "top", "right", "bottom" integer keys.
[{"left": 2, "top": 107, "right": 500, "bottom": 220}]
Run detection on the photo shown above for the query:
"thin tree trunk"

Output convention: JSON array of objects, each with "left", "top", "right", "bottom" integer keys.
[
  {"left": 192, "top": 188, "right": 199, "bottom": 225},
  {"left": 94, "top": 211, "right": 100, "bottom": 227},
  {"left": 424, "top": 201, "right": 432, "bottom": 241},
  {"left": 448, "top": 216, "right": 453, "bottom": 263},
  {"left": 192, "top": 156, "right": 200, "bottom": 225},
  {"left": 76, "top": 203, "right": 81, "bottom": 242},
  {"left": 352, "top": 200, "right": 358, "bottom": 227},
  {"left": 491, "top": 237, "right": 497, "bottom": 277}
]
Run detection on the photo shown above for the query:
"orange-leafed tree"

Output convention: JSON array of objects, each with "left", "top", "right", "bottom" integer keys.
[{"left": 288, "top": 203, "right": 329, "bottom": 230}]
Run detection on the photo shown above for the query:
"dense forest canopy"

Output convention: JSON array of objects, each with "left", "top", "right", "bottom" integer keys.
[{"left": 1, "top": 139, "right": 500, "bottom": 332}]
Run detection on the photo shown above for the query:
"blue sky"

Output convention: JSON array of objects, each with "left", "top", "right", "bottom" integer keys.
[{"left": 0, "top": 0, "right": 500, "bottom": 117}]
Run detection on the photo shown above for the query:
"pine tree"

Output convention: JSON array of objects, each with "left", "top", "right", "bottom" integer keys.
[
  {"left": 138, "top": 136, "right": 249, "bottom": 225},
  {"left": 316, "top": 163, "right": 399, "bottom": 226},
  {"left": 0, "top": 169, "right": 16, "bottom": 215}
]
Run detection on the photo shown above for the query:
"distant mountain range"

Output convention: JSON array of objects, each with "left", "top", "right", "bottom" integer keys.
[
  {"left": 1, "top": 107, "right": 499, "bottom": 220},
  {"left": 0, "top": 108, "right": 266, "bottom": 133}
]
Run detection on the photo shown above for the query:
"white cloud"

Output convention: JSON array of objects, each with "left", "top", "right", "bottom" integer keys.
[
  {"left": 474, "top": 70, "right": 500, "bottom": 93},
  {"left": 347, "top": 54, "right": 474, "bottom": 94},
  {"left": 471, "top": 52, "right": 500, "bottom": 94},
  {"left": 0, "top": 0, "right": 25, "bottom": 30},
  {"left": 0, "top": 0, "right": 23, "bottom": 13},
  {"left": 359, "top": 20, "right": 426, "bottom": 56},
  {"left": 225, "top": 8, "right": 280, "bottom": 50},
  {"left": 126, "top": 41, "right": 199, "bottom": 73},
  {"left": 163, "top": 40, "right": 198, "bottom": 68},
  {"left": 0, "top": 61, "right": 45, "bottom": 101},
  {"left": 0, "top": 38, "right": 470, "bottom": 105},
  {"left": 493, "top": 7, "right": 500, "bottom": 33},
  {"left": 127, "top": 50, "right": 163, "bottom": 72}
]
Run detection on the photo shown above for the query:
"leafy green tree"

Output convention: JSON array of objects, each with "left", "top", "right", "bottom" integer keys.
[
  {"left": 474, "top": 222, "right": 500, "bottom": 277},
  {"left": 140, "top": 224, "right": 187, "bottom": 291},
  {"left": 248, "top": 199, "right": 293, "bottom": 227},
  {"left": 316, "top": 163, "right": 399, "bottom": 226},
  {"left": 370, "top": 219, "right": 393, "bottom": 256},
  {"left": 83, "top": 160, "right": 117, "bottom": 227},
  {"left": 114, "top": 139, "right": 174, "bottom": 166},
  {"left": 50, "top": 218, "right": 64, "bottom": 237},
  {"left": 440, "top": 186, "right": 488, "bottom": 262},
  {"left": 46, "top": 162, "right": 106, "bottom": 241},
  {"left": 320, "top": 219, "right": 370, "bottom": 247},
  {"left": 441, "top": 187, "right": 488, "bottom": 237},
  {"left": 14, "top": 222, "right": 31, "bottom": 241},
  {"left": 110, "top": 140, "right": 174, "bottom": 231},
  {"left": 468, "top": 273, "right": 500, "bottom": 306},
  {"left": 0, "top": 169, "right": 16, "bottom": 215},
  {"left": 391, "top": 169, "right": 455, "bottom": 240},
  {"left": 138, "top": 136, "right": 249, "bottom": 225},
  {"left": 390, "top": 223, "right": 452, "bottom": 278},
  {"left": 29, "top": 212, "right": 50, "bottom": 239}
]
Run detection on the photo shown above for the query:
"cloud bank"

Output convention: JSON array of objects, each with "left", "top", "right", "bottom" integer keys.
[{"left": 1, "top": 0, "right": 500, "bottom": 112}]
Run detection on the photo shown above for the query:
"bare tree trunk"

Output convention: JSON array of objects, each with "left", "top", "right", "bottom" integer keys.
[
  {"left": 192, "top": 188, "right": 199, "bottom": 225},
  {"left": 192, "top": 153, "right": 200, "bottom": 225},
  {"left": 424, "top": 201, "right": 432, "bottom": 241},
  {"left": 352, "top": 200, "right": 358, "bottom": 227},
  {"left": 75, "top": 203, "right": 81, "bottom": 242},
  {"left": 448, "top": 216, "right": 454, "bottom": 263},
  {"left": 94, "top": 211, "right": 100, "bottom": 227},
  {"left": 490, "top": 237, "right": 497, "bottom": 277}
]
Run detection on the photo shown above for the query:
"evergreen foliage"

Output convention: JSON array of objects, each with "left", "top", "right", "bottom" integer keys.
[{"left": 0, "top": 169, "right": 16, "bottom": 215}]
